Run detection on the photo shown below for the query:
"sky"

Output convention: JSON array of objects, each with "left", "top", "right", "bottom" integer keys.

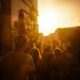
[{"left": 38, "top": 0, "right": 80, "bottom": 35}]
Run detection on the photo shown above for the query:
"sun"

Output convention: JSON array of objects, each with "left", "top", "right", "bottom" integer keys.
[{"left": 38, "top": 8, "right": 58, "bottom": 36}]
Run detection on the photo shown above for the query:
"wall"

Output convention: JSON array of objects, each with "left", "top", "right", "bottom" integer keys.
[{"left": 0, "top": 0, "right": 12, "bottom": 55}]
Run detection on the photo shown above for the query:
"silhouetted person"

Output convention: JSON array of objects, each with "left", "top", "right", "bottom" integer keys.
[
  {"left": 0, "top": 36, "right": 35, "bottom": 80},
  {"left": 42, "top": 45, "right": 53, "bottom": 71},
  {"left": 29, "top": 43, "right": 41, "bottom": 66},
  {"left": 64, "top": 46, "right": 76, "bottom": 80},
  {"left": 42, "top": 45, "right": 53, "bottom": 80},
  {"left": 29, "top": 43, "right": 42, "bottom": 80},
  {"left": 51, "top": 48, "right": 65, "bottom": 80}
]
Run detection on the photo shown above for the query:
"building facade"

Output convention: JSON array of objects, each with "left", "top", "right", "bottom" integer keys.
[
  {"left": 0, "top": 0, "right": 38, "bottom": 55},
  {"left": 54, "top": 27, "right": 80, "bottom": 51}
]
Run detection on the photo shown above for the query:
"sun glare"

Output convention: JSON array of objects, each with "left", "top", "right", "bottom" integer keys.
[
  {"left": 38, "top": 8, "right": 58, "bottom": 36},
  {"left": 38, "top": 2, "right": 80, "bottom": 36}
]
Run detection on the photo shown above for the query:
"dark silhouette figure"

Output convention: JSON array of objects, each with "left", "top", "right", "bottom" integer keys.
[
  {"left": 51, "top": 48, "right": 65, "bottom": 80},
  {"left": 29, "top": 43, "right": 43, "bottom": 80},
  {"left": 0, "top": 36, "right": 35, "bottom": 80},
  {"left": 42, "top": 45, "right": 53, "bottom": 80}
]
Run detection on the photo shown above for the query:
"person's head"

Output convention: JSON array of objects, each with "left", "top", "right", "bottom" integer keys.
[
  {"left": 54, "top": 48, "right": 62, "bottom": 56},
  {"left": 29, "top": 48, "right": 40, "bottom": 63},
  {"left": 14, "top": 36, "right": 27, "bottom": 51},
  {"left": 46, "top": 45, "right": 51, "bottom": 51},
  {"left": 33, "top": 42, "right": 36, "bottom": 48},
  {"left": 67, "top": 46, "right": 73, "bottom": 53}
]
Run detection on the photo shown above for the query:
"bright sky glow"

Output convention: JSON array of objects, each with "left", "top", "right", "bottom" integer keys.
[
  {"left": 38, "top": 0, "right": 80, "bottom": 36},
  {"left": 38, "top": 7, "right": 58, "bottom": 36}
]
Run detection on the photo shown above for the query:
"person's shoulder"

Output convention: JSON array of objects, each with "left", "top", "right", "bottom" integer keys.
[
  {"left": 23, "top": 53, "right": 34, "bottom": 63},
  {"left": 0, "top": 51, "right": 14, "bottom": 62},
  {"left": 25, "top": 53, "right": 33, "bottom": 59}
]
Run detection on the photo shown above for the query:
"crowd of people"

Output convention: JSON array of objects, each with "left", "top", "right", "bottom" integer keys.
[{"left": 0, "top": 35, "right": 80, "bottom": 80}]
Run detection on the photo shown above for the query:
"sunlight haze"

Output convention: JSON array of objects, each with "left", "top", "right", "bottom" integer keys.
[{"left": 38, "top": 0, "right": 80, "bottom": 36}]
